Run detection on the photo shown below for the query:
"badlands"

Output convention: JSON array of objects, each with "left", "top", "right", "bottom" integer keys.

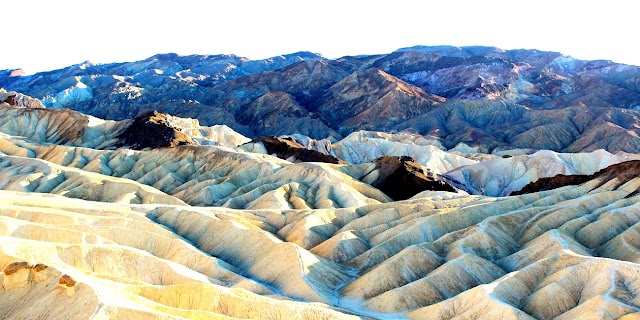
[{"left": 0, "top": 89, "right": 639, "bottom": 319}]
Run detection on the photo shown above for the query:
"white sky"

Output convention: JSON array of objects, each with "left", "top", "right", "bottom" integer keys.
[{"left": 4, "top": 0, "right": 639, "bottom": 74}]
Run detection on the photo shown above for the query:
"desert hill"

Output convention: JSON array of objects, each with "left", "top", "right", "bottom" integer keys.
[{"left": 0, "top": 91, "right": 639, "bottom": 319}]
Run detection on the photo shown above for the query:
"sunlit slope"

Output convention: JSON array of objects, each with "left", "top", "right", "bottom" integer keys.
[
  {"left": 1, "top": 161, "right": 639, "bottom": 319},
  {"left": 0, "top": 192, "right": 359, "bottom": 319},
  {"left": 0, "top": 133, "right": 389, "bottom": 210}
]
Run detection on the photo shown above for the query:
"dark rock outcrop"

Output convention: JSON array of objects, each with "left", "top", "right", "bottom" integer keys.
[
  {"left": 511, "top": 174, "right": 593, "bottom": 195},
  {"left": 5, "top": 94, "right": 16, "bottom": 106},
  {"left": 59, "top": 274, "right": 76, "bottom": 287},
  {"left": 512, "top": 160, "right": 640, "bottom": 195},
  {"left": 115, "top": 111, "right": 195, "bottom": 149},
  {"left": 251, "top": 136, "right": 343, "bottom": 164},
  {"left": 3, "top": 262, "right": 50, "bottom": 276},
  {"left": 368, "top": 156, "right": 456, "bottom": 200},
  {"left": 33, "top": 264, "right": 48, "bottom": 272},
  {"left": 3, "top": 262, "right": 30, "bottom": 276}
]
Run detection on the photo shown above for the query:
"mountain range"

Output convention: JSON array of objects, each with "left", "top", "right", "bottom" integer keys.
[
  {"left": 1, "top": 46, "right": 640, "bottom": 320},
  {"left": 3, "top": 45, "right": 640, "bottom": 153}
]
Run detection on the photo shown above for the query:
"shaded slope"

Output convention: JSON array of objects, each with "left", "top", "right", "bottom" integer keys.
[
  {"left": 313, "top": 68, "right": 445, "bottom": 131},
  {"left": 197, "top": 59, "right": 349, "bottom": 137},
  {"left": 236, "top": 91, "right": 335, "bottom": 138}
]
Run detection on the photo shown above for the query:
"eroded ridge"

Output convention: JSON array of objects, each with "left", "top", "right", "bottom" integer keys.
[
  {"left": 0, "top": 99, "right": 639, "bottom": 319},
  {"left": 0, "top": 165, "right": 638, "bottom": 318}
]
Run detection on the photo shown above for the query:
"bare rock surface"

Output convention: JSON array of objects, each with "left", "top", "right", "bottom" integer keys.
[
  {"left": 513, "top": 160, "right": 640, "bottom": 195},
  {"left": 0, "top": 88, "right": 46, "bottom": 109},
  {"left": 367, "top": 156, "right": 456, "bottom": 200},
  {"left": 115, "top": 110, "right": 196, "bottom": 149},
  {"left": 247, "top": 136, "right": 344, "bottom": 164}
]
